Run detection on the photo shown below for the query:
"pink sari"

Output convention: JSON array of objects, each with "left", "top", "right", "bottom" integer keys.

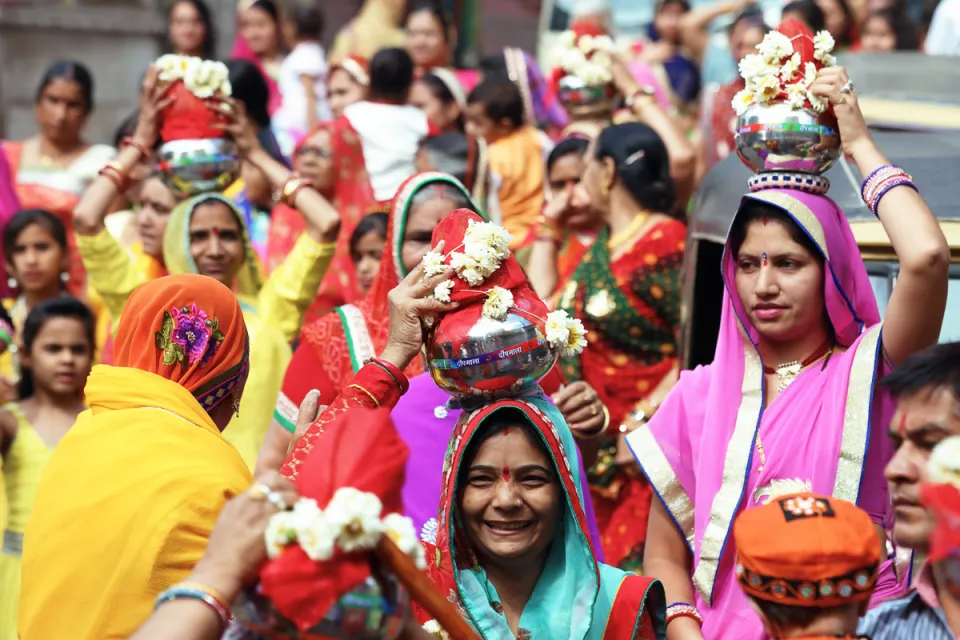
[{"left": 627, "top": 188, "right": 905, "bottom": 639}]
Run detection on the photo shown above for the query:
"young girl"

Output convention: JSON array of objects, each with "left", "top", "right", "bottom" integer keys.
[
  {"left": 0, "top": 297, "right": 94, "bottom": 639},
  {"left": 349, "top": 210, "right": 388, "bottom": 294}
]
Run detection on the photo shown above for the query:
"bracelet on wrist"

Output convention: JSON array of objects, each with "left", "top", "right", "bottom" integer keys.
[
  {"left": 155, "top": 582, "right": 232, "bottom": 631},
  {"left": 366, "top": 357, "right": 410, "bottom": 394},
  {"left": 280, "top": 173, "right": 312, "bottom": 207},
  {"left": 121, "top": 136, "right": 151, "bottom": 162},
  {"left": 98, "top": 161, "right": 130, "bottom": 192},
  {"left": 666, "top": 602, "right": 703, "bottom": 627},
  {"left": 572, "top": 404, "right": 610, "bottom": 441}
]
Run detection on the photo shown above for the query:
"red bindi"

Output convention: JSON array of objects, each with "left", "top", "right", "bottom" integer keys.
[
  {"left": 502, "top": 467, "right": 511, "bottom": 483},
  {"left": 211, "top": 227, "right": 221, "bottom": 239},
  {"left": 501, "top": 427, "right": 510, "bottom": 437},
  {"left": 762, "top": 252, "right": 768, "bottom": 267}
]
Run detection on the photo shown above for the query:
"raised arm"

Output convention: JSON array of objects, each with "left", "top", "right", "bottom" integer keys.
[
  {"left": 679, "top": 0, "right": 752, "bottom": 61},
  {"left": 73, "top": 68, "right": 166, "bottom": 237},
  {"left": 609, "top": 55, "right": 697, "bottom": 206},
  {"left": 810, "top": 67, "right": 950, "bottom": 365}
]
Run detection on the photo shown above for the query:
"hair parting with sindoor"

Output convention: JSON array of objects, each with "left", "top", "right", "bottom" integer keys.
[{"left": 18, "top": 297, "right": 95, "bottom": 399}]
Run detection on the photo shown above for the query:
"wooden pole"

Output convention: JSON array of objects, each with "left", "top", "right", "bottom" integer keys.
[{"left": 375, "top": 538, "right": 480, "bottom": 640}]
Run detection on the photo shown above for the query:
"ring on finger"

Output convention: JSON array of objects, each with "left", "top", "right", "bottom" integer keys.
[
  {"left": 266, "top": 489, "right": 289, "bottom": 511},
  {"left": 840, "top": 79, "right": 855, "bottom": 94},
  {"left": 249, "top": 482, "right": 270, "bottom": 501},
  {"left": 591, "top": 404, "right": 599, "bottom": 417}
]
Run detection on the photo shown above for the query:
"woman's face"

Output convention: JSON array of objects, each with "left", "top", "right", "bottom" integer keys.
[
  {"left": 401, "top": 192, "right": 461, "bottom": 272},
  {"left": 460, "top": 425, "right": 562, "bottom": 567},
  {"left": 410, "top": 80, "right": 460, "bottom": 133},
  {"left": 732, "top": 24, "right": 766, "bottom": 65},
  {"left": 653, "top": 3, "right": 686, "bottom": 44},
  {"left": 35, "top": 78, "right": 88, "bottom": 147},
  {"left": 353, "top": 230, "right": 385, "bottom": 293},
  {"left": 406, "top": 10, "right": 447, "bottom": 67},
  {"left": 548, "top": 153, "right": 596, "bottom": 230},
  {"left": 22, "top": 317, "right": 92, "bottom": 398},
  {"left": 169, "top": 1, "right": 207, "bottom": 57},
  {"left": 137, "top": 177, "right": 177, "bottom": 259},
  {"left": 328, "top": 68, "right": 365, "bottom": 119},
  {"left": 7, "top": 223, "right": 67, "bottom": 294},
  {"left": 817, "top": 0, "right": 849, "bottom": 41},
  {"left": 240, "top": 6, "right": 279, "bottom": 58},
  {"left": 295, "top": 128, "right": 334, "bottom": 194},
  {"left": 188, "top": 201, "right": 245, "bottom": 287},
  {"left": 734, "top": 218, "right": 827, "bottom": 343},
  {"left": 860, "top": 15, "right": 897, "bottom": 52}
]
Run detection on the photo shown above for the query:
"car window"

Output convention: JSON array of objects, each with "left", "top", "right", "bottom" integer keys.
[{"left": 868, "top": 271, "right": 960, "bottom": 344}]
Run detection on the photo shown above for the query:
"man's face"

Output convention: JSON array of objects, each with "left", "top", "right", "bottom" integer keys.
[{"left": 886, "top": 387, "right": 960, "bottom": 553}]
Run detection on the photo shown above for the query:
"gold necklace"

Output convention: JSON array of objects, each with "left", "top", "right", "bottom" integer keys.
[
  {"left": 755, "top": 346, "right": 835, "bottom": 473},
  {"left": 607, "top": 212, "right": 650, "bottom": 252}
]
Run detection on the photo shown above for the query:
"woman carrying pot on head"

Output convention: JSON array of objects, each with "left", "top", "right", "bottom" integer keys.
[{"left": 631, "top": 63, "right": 949, "bottom": 639}]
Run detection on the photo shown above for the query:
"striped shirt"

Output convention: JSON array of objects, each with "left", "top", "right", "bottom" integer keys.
[{"left": 857, "top": 589, "right": 952, "bottom": 639}]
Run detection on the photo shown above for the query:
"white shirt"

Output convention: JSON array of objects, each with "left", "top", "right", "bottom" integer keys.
[
  {"left": 926, "top": 0, "right": 960, "bottom": 56},
  {"left": 274, "top": 42, "right": 332, "bottom": 135},
  {"left": 344, "top": 101, "right": 429, "bottom": 201}
]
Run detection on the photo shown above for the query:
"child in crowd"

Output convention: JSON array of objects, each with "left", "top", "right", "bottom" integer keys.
[
  {"left": 342, "top": 47, "right": 428, "bottom": 202},
  {"left": 274, "top": 4, "right": 332, "bottom": 149},
  {"left": 465, "top": 79, "right": 546, "bottom": 248},
  {"left": 0, "top": 298, "right": 94, "bottom": 639},
  {"left": 731, "top": 492, "right": 881, "bottom": 639},
  {"left": 349, "top": 210, "right": 388, "bottom": 293}
]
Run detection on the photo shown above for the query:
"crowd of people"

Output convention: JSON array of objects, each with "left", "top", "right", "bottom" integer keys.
[{"left": 0, "top": 0, "right": 957, "bottom": 638}]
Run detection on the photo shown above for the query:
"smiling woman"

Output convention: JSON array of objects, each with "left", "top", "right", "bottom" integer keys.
[{"left": 414, "top": 398, "right": 666, "bottom": 639}]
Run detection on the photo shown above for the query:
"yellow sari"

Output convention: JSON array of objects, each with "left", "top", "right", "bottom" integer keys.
[{"left": 19, "top": 274, "right": 254, "bottom": 639}]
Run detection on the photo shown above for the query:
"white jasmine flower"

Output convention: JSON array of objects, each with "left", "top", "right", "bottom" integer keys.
[
  {"left": 577, "top": 34, "right": 596, "bottom": 54},
  {"left": 264, "top": 511, "right": 297, "bottom": 559},
  {"left": 423, "top": 620, "right": 450, "bottom": 639},
  {"left": 296, "top": 515, "right": 337, "bottom": 561},
  {"left": 463, "top": 219, "right": 512, "bottom": 257},
  {"left": 750, "top": 74, "right": 781, "bottom": 103},
  {"left": 433, "top": 280, "right": 454, "bottom": 303},
  {"left": 787, "top": 83, "right": 808, "bottom": 109},
  {"left": 820, "top": 53, "right": 837, "bottom": 67},
  {"left": 482, "top": 287, "right": 514, "bottom": 321},
  {"left": 562, "top": 316, "right": 588, "bottom": 357},
  {"left": 590, "top": 51, "right": 612, "bottom": 69},
  {"left": 184, "top": 59, "right": 231, "bottom": 98},
  {"left": 421, "top": 250, "right": 446, "bottom": 277},
  {"left": 559, "top": 30, "right": 577, "bottom": 48},
  {"left": 780, "top": 52, "right": 802, "bottom": 82},
  {"left": 731, "top": 88, "right": 756, "bottom": 116},
  {"left": 580, "top": 63, "right": 612, "bottom": 86},
  {"left": 433, "top": 405, "right": 449, "bottom": 419},
  {"left": 325, "top": 487, "right": 385, "bottom": 553},
  {"left": 927, "top": 437, "right": 960, "bottom": 487},
  {"left": 813, "top": 30, "right": 836, "bottom": 57},
  {"left": 154, "top": 54, "right": 192, "bottom": 82},
  {"left": 802, "top": 62, "right": 819, "bottom": 88},
  {"left": 546, "top": 310, "right": 572, "bottom": 348},
  {"left": 383, "top": 513, "right": 426, "bottom": 569},
  {"left": 807, "top": 90, "right": 827, "bottom": 113},
  {"left": 559, "top": 48, "right": 588, "bottom": 73},
  {"left": 593, "top": 35, "right": 616, "bottom": 52},
  {"left": 757, "top": 31, "right": 793, "bottom": 63},
  {"left": 738, "top": 53, "right": 777, "bottom": 82}
]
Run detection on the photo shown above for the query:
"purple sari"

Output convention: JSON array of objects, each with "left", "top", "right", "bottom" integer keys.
[
  {"left": 392, "top": 372, "right": 605, "bottom": 562},
  {"left": 628, "top": 188, "right": 905, "bottom": 639}
]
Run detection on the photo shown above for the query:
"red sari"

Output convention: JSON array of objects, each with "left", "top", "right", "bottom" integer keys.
[
  {"left": 273, "top": 172, "right": 479, "bottom": 429},
  {"left": 265, "top": 118, "right": 377, "bottom": 323}
]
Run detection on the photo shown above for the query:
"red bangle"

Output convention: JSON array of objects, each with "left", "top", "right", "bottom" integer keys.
[
  {"left": 98, "top": 162, "right": 129, "bottom": 191},
  {"left": 665, "top": 603, "right": 703, "bottom": 627},
  {"left": 367, "top": 357, "right": 409, "bottom": 394},
  {"left": 121, "top": 136, "right": 150, "bottom": 161}
]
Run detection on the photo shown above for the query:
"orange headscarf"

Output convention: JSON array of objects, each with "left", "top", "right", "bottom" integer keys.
[{"left": 113, "top": 274, "right": 249, "bottom": 411}]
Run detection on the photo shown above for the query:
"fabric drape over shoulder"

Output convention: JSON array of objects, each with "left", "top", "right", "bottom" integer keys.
[
  {"left": 18, "top": 275, "right": 253, "bottom": 640},
  {"left": 627, "top": 189, "right": 903, "bottom": 640},
  {"left": 274, "top": 172, "right": 480, "bottom": 431},
  {"left": 416, "top": 395, "right": 666, "bottom": 639}
]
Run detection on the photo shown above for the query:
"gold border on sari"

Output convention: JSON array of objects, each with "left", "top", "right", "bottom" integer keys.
[
  {"left": 746, "top": 191, "right": 830, "bottom": 261},
  {"left": 832, "top": 324, "right": 883, "bottom": 501},
  {"left": 627, "top": 426, "right": 695, "bottom": 550},
  {"left": 692, "top": 341, "right": 763, "bottom": 606}
]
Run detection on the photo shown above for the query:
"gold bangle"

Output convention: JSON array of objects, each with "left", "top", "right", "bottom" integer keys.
[
  {"left": 349, "top": 383, "right": 380, "bottom": 408},
  {"left": 572, "top": 404, "right": 610, "bottom": 441}
]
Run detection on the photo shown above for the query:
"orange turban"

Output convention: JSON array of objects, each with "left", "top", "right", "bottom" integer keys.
[
  {"left": 113, "top": 274, "right": 249, "bottom": 410},
  {"left": 733, "top": 492, "right": 880, "bottom": 608}
]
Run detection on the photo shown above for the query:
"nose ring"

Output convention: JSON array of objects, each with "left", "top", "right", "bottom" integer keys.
[{"left": 515, "top": 499, "right": 522, "bottom": 508}]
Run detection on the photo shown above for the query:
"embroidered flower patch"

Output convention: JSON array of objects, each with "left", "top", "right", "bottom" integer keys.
[{"left": 156, "top": 304, "right": 226, "bottom": 368}]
